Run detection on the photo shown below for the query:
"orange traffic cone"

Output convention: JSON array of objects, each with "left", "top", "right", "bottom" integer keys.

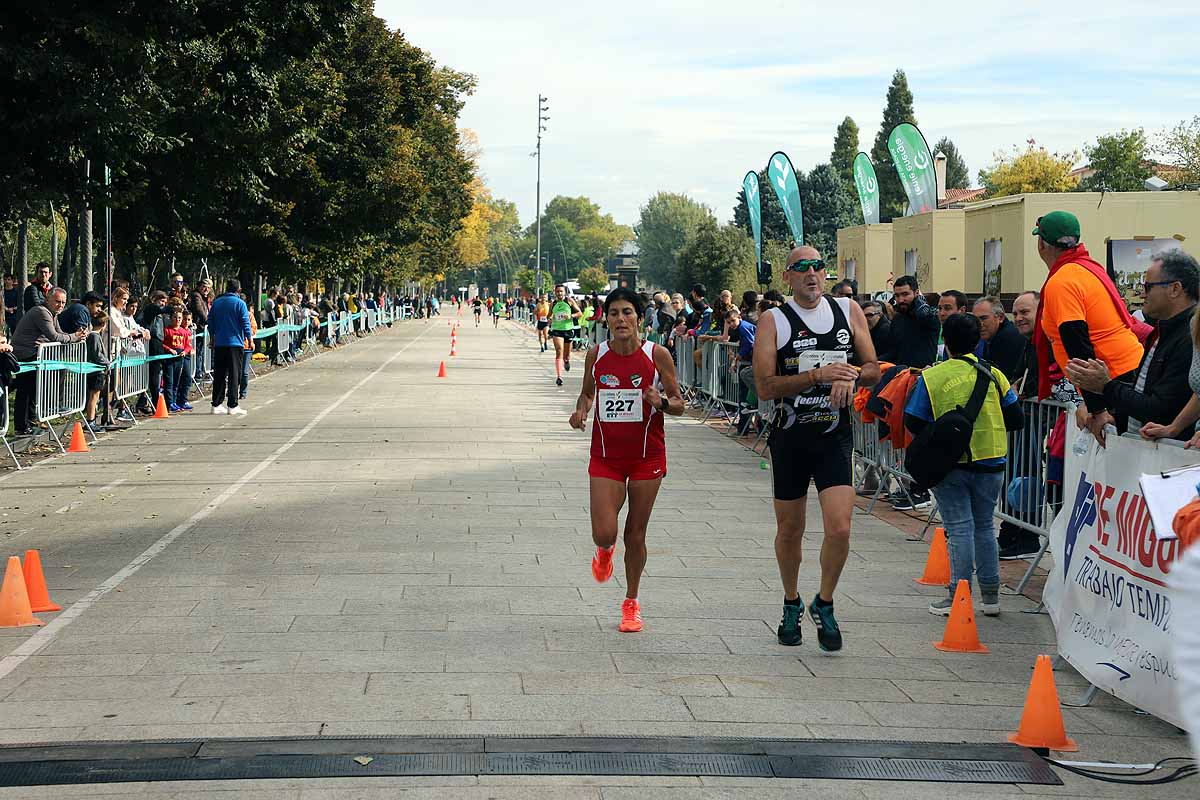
[
  {"left": 437, "top": 361, "right": 447, "bottom": 378},
  {"left": 915, "top": 527, "right": 950, "bottom": 586},
  {"left": 153, "top": 394, "right": 170, "bottom": 419},
  {"left": 22, "top": 550, "right": 61, "bottom": 613},
  {"left": 1009, "top": 655, "right": 1079, "bottom": 751},
  {"left": 0, "top": 556, "right": 43, "bottom": 628},
  {"left": 67, "top": 421, "right": 90, "bottom": 453},
  {"left": 449, "top": 343, "right": 457, "bottom": 357},
  {"left": 933, "top": 579, "right": 989, "bottom": 653}
]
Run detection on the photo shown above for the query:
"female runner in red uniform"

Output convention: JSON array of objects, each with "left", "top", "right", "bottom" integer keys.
[{"left": 569, "top": 288, "right": 684, "bottom": 632}]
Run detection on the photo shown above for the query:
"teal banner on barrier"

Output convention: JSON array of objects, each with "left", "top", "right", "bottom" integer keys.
[
  {"left": 852, "top": 152, "right": 881, "bottom": 225},
  {"left": 766, "top": 151, "right": 804, "bottom": 245},
  {"left": 743, "top": 171, "right": 763, "bottom": 268},
  {"left": 887, "top": 123, "right": 938, "bottom": 216}
]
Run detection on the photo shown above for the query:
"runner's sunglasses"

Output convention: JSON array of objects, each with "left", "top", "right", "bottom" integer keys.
[{"left": 787, "top": 259, "right": 825, "bottom": 272}]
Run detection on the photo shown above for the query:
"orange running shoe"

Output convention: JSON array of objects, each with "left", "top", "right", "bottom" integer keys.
[
  {"left": 618, "top": 598, "right": 642, "bottom": 633},
  {"left": 591, "top": 546, "right": 614, "bottom": 583}
]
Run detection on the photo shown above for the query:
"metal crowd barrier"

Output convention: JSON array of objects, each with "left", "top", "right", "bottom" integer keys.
[
  {"left": 35, "top": 340, "right": 90, "bottom": 452},
  {"left": 0, "top": 385, "right": 19, "bottom": 468},
  {"left": 111, "top": 338, "right": 151, "bottom": 421}
]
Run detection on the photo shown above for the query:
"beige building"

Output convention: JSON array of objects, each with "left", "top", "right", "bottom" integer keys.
[
  {"left": 963, "top": 192, "right": 1200, "bottom": 299},
  {"left": 890, "top": 209, "right": 966, "bottom": 293},
  {"left": 835, "top": 223, "right": 893, "bottom": 293}
]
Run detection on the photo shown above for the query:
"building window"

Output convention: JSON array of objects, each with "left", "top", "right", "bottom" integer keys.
[
  {"left": 983, "top": 239, "right": 1002, "bottom": 296},
  {"left": 903, "top": 249, "right": 917, "bottom": 276},
  {"left": 844, "top": 258, "right": 857, "bottom": 280}
]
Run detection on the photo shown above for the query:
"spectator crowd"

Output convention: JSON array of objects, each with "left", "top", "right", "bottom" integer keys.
[{"left": 2, "top": 268, "right": 411, "bottom": 440}]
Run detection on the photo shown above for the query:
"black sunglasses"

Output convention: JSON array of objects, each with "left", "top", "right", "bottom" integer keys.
[{"left": 787, "top": 259, "right": 825, "bottom": 273}]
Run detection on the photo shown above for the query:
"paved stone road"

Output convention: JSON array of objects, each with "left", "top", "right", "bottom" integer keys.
[{"left": 0, "top": 316, "right": 1191, "bottom": 798}]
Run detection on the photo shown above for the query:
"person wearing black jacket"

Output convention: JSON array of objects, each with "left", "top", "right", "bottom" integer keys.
[
  {"left": 139, "top": 291, "right": 170, "bottom": 413},
  {"left": 973, "top": 296, "right": 1026, "bottom": 382},
  {"left": 860, "top": 299, "right": 894, "bottom": 362},
  {"left": 889, "top": 275, "right": 939, "bottom": 367},
  {"left": 23, "top": 263, "right": 52, "bottom": 312},
  {"left": 1066, "top": 252, "right": 1199, "bottom": 444}
]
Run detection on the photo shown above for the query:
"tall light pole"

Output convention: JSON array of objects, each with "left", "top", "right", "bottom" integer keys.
[{"left": 532, "top": 94, "right": 549, "bottom": 296}]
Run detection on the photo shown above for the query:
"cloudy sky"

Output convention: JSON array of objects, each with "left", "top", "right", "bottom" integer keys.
[{"left": 379, "top": 1, "right": 1198, "bottom": 228}]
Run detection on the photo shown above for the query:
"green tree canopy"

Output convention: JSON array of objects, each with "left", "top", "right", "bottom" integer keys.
[
  {"left": 870, "top": 69, "right": 918, "bottom": 219},
  {"left": 1156, "top": 116, "right": 1200, "bottom": 184},
  {"left": 800, "top": 164, "right": 857, "bottom": 260},
  {"left": 675, "top": 219, "right": 754, "bottom": 295},
  {"left": 1080, "top": 129, "right": 1152, "bottom": 191},
  {"left": 932, "top": 137, "right": 971, "bottom": 190},
  {"left": 576, "top": 265, "right": 610, "bottom": 294},
  {"left": 831, "top": 117, "right": 860, "bottom": 189},
  {"left": 633, "top": 192, "right": 713, "bottom": 289}
]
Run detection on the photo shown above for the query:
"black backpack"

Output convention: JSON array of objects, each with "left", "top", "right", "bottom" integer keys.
[{"left": 905, "top": 358, "right": 998, "bottom": 490}]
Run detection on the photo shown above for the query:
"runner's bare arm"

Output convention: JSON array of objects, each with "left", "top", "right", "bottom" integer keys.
[
  {"left": 752, "top": 308, "right": 861, "bottom": 401},
  {"left": 569, "top": 346, "right": 599, "bottom": 429},
  {"left": 646, "top": 344, "right": 684, "bottom": 416}
]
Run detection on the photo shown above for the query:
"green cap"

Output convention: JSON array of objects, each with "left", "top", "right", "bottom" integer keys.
[{"left": 1032, "top": 211, "right": 1081, "bottom": 248}]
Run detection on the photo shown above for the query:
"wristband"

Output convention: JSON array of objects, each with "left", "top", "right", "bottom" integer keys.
[{"left": 660, "top": 395, "right": 669, "bottom": 412}]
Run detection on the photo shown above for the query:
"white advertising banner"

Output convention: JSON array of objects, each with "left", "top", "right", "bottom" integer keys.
[{"left": 1044, "top": 424, "right": 1193, "bottom": 729}]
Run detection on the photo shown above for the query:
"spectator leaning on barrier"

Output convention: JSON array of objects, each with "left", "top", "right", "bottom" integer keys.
[
  {"left": 1071, "top": 249, "right": 1200, "bottom": 445},
  {"left": 59, "top": 291, "right": 105, "bottom": 336},
  {"left": 83, "top": 311, "right": 110, "bottom": 428},
  {"left": 1033, "top": 211, "right": 1144, "bottom": 425},
  {"left": 208, "top": 279, "right": 252, "bottom": 416},
  {"left": 860, "top": 299, "right": 893, "bottom": 362},
  {"left": 11, "top": 287, "right": 88, "bottom": 436},
  {"left": 1011, "top": 291, "right": 1040, "bottom": 397},
  {"left": 973, "top": 296, "right": 1026, "bottom": 382},
  {"left": 23, "top": 262, "right": 52, "bottom": 312},
  {"left": 890, "top": 275, "right": 939, "bottom": 367},
  {"left": 139, "top": 290, "right": 171, "bottom": 414},
  {"left": 904, "top": 313, "right": 1024, "bottom": 616}
]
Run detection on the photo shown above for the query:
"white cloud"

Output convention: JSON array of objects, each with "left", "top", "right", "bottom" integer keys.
[{"left": 380, "top": 1, "right": 1198, "bottom": 225}]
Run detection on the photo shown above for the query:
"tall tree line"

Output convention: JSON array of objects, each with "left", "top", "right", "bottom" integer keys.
[{"left": 0, "top": 1, "right": 475, "bottom": 300}]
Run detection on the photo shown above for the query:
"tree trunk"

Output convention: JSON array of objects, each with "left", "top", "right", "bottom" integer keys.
[
  {"left": 80, "top": 207, "right": 93, "bottom": 292},
  {"left": 61, "top": 209, "right": 78, "bottom": 298},
  {"left": 17, "top": 220, "right": 28, "bottom": 290}
]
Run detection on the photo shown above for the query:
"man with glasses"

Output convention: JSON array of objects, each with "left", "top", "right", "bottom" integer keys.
[
  {"left": 754, "top": 247, "right": 879, "bottom": 651},
  {"left": 972, "top": 296, "right": 1025, "bottom": 382},
  {"left": 1032, "top": 211, "right": 1144, "bottom": 438},
  {"left": 1066, "top": 250, "right": 1199, "bottom": 445}
]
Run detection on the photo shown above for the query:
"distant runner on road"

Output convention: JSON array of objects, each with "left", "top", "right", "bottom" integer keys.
[
  {"left": 753, "top": 246, "right": 880, "bottom": 651},
  {"left": 549, "top": 285, "right": 582, "bottom": 386},
  {"left": 569, "top": 288, "right": 683, "bottom": 633},
  {"left": 472, "top": 296, "right": 483, "bottom": 327},
  {"left": 492, "top": 296, "right": 503, "bottom": 327},
  {"left": 535, "top": 294, "right": 551, "bottom": 352}
]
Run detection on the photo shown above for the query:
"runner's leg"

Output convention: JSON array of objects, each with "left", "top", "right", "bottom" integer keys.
[
  {"left": 552, "top": 334, "right": 565, "bottom": 381},
  {"left": 589, "top": 476, "right": 626, "bottom": 550},
  {"left": 622, "top": 477, "right": 662, "bottom": 600},
  {"left": 815, "top": 486, "right": 853, "bottom": 601},
  {"left": 773, "top": 499, "right": 806, "bottom": 600}
]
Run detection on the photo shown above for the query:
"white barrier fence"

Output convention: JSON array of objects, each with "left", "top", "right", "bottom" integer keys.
[{"left": 34, "top": 340, "right": 90, "bottom": 452}]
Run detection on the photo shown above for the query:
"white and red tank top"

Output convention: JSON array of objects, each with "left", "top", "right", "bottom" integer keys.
[{"left": 590, "top": 340, "right": 665, "bottom": 459}]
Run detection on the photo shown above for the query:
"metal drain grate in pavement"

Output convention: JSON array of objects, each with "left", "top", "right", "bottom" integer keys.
[{"left": 0, "top": 735, "right": 1062, "bottom": 787}]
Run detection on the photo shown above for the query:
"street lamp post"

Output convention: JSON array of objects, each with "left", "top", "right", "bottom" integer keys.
[{"left": 532, "top": 94, "right": 549, "bottom": 296}]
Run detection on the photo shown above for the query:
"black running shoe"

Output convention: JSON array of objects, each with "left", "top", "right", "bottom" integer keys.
[
  {"left": 564, "top": 360, "right": 571, "bottom": 372},
  {"left": 556, "top": 377, "right": 563, "bottom": 387},
  {"left": 777, "top": 600, "right": 803, "bottom": 646},
  {"left": 808, "top": 595, "right": 842, "bottom": 652}
]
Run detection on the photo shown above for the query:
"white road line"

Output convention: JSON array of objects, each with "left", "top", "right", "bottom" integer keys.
[
  {"left": 98, "top": 478, "right": 128, "bottom": 493},
  {"left": 0, "top": 326, "right": 428, "bottom": 683},
  {"left": 167, "top": 446, "right": 188, "bottom": 456},
  {"left": 54, "top": 502, "right": 81, "bottom": 515}
]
